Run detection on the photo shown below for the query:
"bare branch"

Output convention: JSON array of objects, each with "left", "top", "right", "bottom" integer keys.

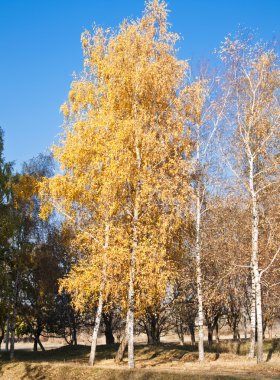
[{"left": 260, "top": 247, "right": 280, "bottom": 278}]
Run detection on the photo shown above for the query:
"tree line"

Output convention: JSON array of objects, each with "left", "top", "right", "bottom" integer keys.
[{"left": 0, "top": 0, "right": 279, "bottom": 368}]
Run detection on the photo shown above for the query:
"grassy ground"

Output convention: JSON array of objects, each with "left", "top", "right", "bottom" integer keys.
[{"left": 0, "top": 339, "right": 280, "bottom": 379}]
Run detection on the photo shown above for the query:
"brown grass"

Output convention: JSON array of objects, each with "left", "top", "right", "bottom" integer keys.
[{"left": 0, "top": 339, "right": 280, "bottom": 379}]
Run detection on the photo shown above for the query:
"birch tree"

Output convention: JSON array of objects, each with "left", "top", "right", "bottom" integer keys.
[
  {"left": 184, "top": 69, "right": 227, "bottom": 360},
  {"left": 40, "top": 0, "right": 193, "bottom": 368},
  {"left": 219, "top": 32, "right": 280, "bottom": 363}
]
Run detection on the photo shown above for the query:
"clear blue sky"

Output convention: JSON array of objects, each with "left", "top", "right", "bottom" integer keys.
[{"left": 0, "top": 0, "right": 279, "bottom": 170}]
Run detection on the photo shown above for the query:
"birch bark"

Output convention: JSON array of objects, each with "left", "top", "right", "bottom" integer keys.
[
  {"left": 249, "top": 272, "right": 256, "bottom": 358},
  {"left": 115, "top": 331, "right": 128, "bottom": 363},
  {"left": 195, "top": 124, "right": 205, "bottom": 361},
  {"left": 88, "top": 222, "right": 110, "bottom": 366},
  {"left": 127, "top": 184, "right": 139, "bottom": 369},
  {"left": 249, "top": 157, "right": 263, "bottom": 363}
]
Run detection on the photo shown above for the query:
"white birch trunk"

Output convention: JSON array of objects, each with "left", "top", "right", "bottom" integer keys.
[
  {"left": 127, "top": 193, "right": 138, "bottom": 369},
  {"left": 88, "top": 222, "right": 110, "bottom": 366},
  {"left": 126, "top": 124, "right": 141, "bottom": 369},
  {"left": 196, "top": 192, "right": 204, "bottom": 361},
  {"left": 249, "top": 273, "right": 256, "bottom": 358},
  {"left": 195, "top": 124, "right": 205, "bottom": 362},
  {"left": 249, "top": 157, "right": 263, "bottom": 363},
  {"left": 88, "top": 291, "right": 104, "bottom": 366},
  {"left": 127, "top": 275, "right": 135, "bottom": 369}
]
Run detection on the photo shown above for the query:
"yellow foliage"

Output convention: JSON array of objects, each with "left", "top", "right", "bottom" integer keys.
[
  {"left": 12, "top": 174, "right": 38, "bottom": 211},
  {"left": 39, "top": 0, "right": 193, "bottom": 317}
]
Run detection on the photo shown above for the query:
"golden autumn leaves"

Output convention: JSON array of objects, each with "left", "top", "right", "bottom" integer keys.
[{"left": 40, "top": 0, "right": 193, "bottom": 326}]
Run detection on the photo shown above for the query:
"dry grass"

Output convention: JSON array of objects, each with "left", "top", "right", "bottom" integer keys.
[{"left": 0, "top": 339, "right": 280, "bottom": 379}]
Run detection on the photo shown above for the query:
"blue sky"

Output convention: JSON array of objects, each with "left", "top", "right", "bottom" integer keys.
[{"left": 0, "top": 0, "right": 279, "bottom": 171}]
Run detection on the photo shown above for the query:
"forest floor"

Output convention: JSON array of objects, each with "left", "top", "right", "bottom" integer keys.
[{"left": 0, "top": 339, "right": 280, "bottom": 379}]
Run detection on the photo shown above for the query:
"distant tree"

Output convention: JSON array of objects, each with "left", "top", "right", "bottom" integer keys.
[{"left": 8, "top": 153, "right": 58, "bottom": 355}]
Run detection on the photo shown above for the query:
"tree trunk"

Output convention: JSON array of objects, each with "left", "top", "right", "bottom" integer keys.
[
  {"left": 68, "top": 309, "right": 77, "bottom": 346},
  {"left": 249, "top": 273, "right": 256, "bottom": 358},
  {"left": 125, "top": 102, "right": 141, "bottom": 369},
  {"left": 88, "top": 222, "right": 110, "bottom": 366},
  {"left": 263, "top": 321, "right": 267, "bottom": 339},
  {"left": 176, "top": 321, "right": 184, "bottom": 346},
  {"left": 178, "top": 332, "right": 184, "bottom": 346},
  {"left": 249, "top": 157, "right": 263, "bottom": 363},
  {"left": 145, "top": 313, "right": 160, "bottom": 345},
  {"left": 105, "top": 329, "right": 115, "bottom": 345},
  {"left": 215, "top": 321, "right": 219, "bottom": 343},
  {"left": 126, "top": 179, "right": 140, "bottom": 369},
  {"left": 208, "top": 326, "right": 213, "bottom": 347},
  {"left": 127, "top": 260, "right": 135, "bottom": 368},
  {"left": 0, "top": 326, "right": 4, "bottom": 353},
  {"left": 196, "top": 183, "right": 204, "bottom": 360},
  {"left": 88, "top": 291, "right": 103, "bottom": 366},
  {"left": 35, "top": 320, "right": 45, "bottom": 352},
  {"left": 25, "top": 320, "right": 45, "bottom": 353},
  {"left": 244, "top": 315, "right": 247, "bottom": 340},
  {"left": 72, "top": 318, "right": 77, "bottom": 346},
  {"left": 5, "top": 318, "right": 9, "bottom": 352},
  {"left": 115, "top": 331, "right": 128, "bottom": 363},
  {"left": 32, "top": 333, "right": 45, "bottom": 352},
  {"left": 10, "top": 305, "right": 16, "bottom": 360},
  {"left": 10, "top": 271, "right": 19, "bottom": 360},
  {"left": 103, "top": 312, "right": 115, "bottom": 345},
  {"left": 195, "top": 128, "right": 204, "bottom": 361},
  {"left": 147, "top": 331, "right": 160, "bottom": 345},
  {"left": 207, "top": 317, "right": 218, "bottom": 347},
  {"left": 37, "top": 337, "right": 45, "bottom": 351},
  {"left": 33, "top": 337, "right": 38, "bottom": 352},
  {"left": 254, "top": 270, "right": 263, "bottom": 363},
  {"left": 188, "top": 321, "right": 196, "bottom": 345},
  {"left": 232, "top": 319, "right": 239, "bottom": 341}
]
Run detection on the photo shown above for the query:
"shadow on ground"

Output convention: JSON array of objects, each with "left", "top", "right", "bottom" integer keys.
[{"left": 0, "top": 339, "right": 279, "bottom": 379}]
